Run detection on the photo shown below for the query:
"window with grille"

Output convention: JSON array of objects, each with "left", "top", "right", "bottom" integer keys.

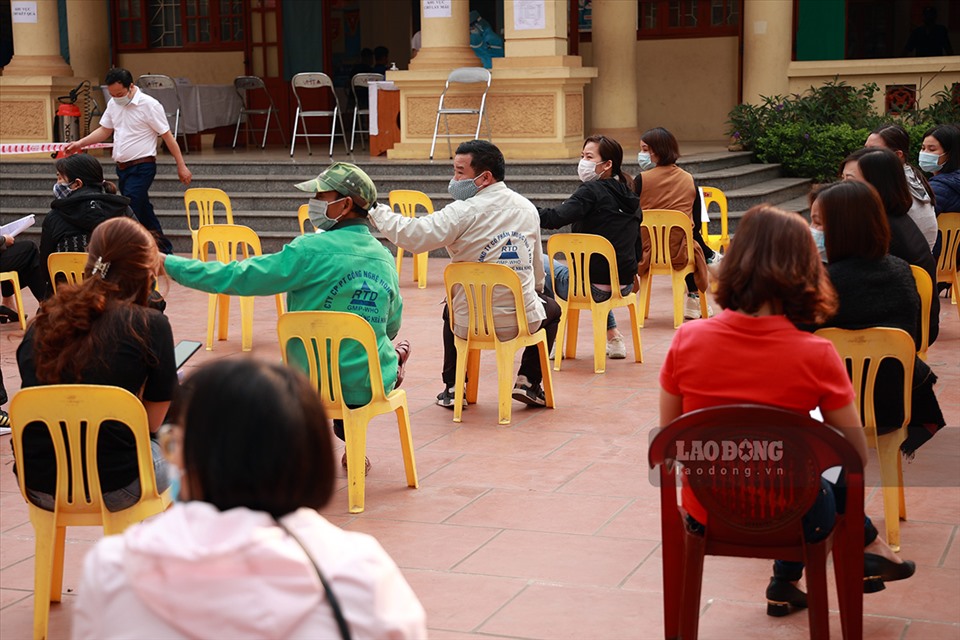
[
  {"left": 114, "top": 0, "right": 244, "bottom": 51},
  {"left": 638, "top": 0, "right": 739, "bottom": 38}
]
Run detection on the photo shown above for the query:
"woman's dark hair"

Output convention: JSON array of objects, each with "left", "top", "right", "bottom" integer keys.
[
  {"left": 55, "top": 153, "right": 118, "bottom": 195},
  {"left": 31, "top": 217, "right": 162, "bottom": 383},
  {"left": 584, "top": 134, "right": 634, "bottom": 190},
  {"left": 842, "top": 147, "right": 911, "bottom": 218},
  {"left": 716, "top": 204, "right": 838, "bottom": 324},
  {"left": 811, "top": 181, "right": 890, "bottom": 262},
  {"left": 924, "top": 123, "right": 960, "bottom": 174},
  {"left": 640, "top": 127, "right": 680, "bottom": 166},
  {"left": 104, "top": 67, "right": 134, "bottom": 88},
  {"left": 178, "top": 360, "right": 335, "bottom": 517},
  {"left": 868, "top": 123, "right": 936, "bottom": 206},
  {"left": 456, "top": 139, "right": 505, "bottom": 181}
]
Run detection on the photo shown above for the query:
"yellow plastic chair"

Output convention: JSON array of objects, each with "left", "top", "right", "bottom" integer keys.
[
  {"left": 184, "top": 187, "right": 234, "bottom": 259},
  {"left": 47, "top": 252, "right": 87, "bottom": 294},
  {"left": 936, "top": 212, "right": 960, "bottom": 319},
  {"left": 389, "top": 190, "right": 433, "bottom": 289},
  {"left": 910, "top": 265, "right": 931, "bottom": 361},
  {"left": 10, "top": 384, "right": 171, "bottom": 640},
  {"left": 699, "top": 186, "right": 730, "bottom": 254},
  {"left": 639, "top": 209, "right": 707, "bottom": 329},
  {"left": 547, "top": 233, "right": 643, "bottom": 373},
  {"left": 443, "top": 262, "right": 556, "bottom": 425},
  {"left": 296, "top": 203, "right": 315, "bottom": 235},
  {"left": 277, "top": 311, "right": 418, "bottom": 514},
  {"left": 0, "top": 271, "right": 27, "bottom": 330},
  {"left": 815, "top": 327, "right": 914, "bottom": 552},
  {"left": 197, "top": 224, "right": 285, "bottom": 352}
]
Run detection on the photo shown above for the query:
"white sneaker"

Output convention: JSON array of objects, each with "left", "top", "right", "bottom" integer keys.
[
  {"left": 684, "top": 294, "right": 702, "bottom": 320},
  {"left": 606, "top": 335, "right": 627, "bottom": 359}
]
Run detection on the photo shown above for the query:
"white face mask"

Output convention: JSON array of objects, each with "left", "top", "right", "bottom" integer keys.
[
  {"left": 307, "top": 197, "right": 347, "bottom": 231},
  {"left": 112, "top": 90, "right": 133, "bottom": 107},
  {"left": 918, "top": 150, "right": 943, "bottom": 173},
  {"left": 577, "top": 158, "right": 600, "bottom": 183},
  {"left": 637, "top": 152, "right": 656, "bottom": 171}
]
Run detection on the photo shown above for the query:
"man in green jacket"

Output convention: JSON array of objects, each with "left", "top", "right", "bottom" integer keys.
[{"left": 164, "top": 162, "right": 406, "bottom": 473}]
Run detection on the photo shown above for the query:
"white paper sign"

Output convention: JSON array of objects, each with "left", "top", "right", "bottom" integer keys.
[
  {"left": 423, "top": 0, "right": 451, "bottom": 19},
  {"left": 11, "top": 1, "right": 38, "bottom": 23},
  {"left": 514, "top": 0, "right": 545, "bottom": 30}
]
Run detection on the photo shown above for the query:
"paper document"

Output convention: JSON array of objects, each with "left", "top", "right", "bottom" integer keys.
[{"left": 1, "top": 214, "right": 36, "bottom": 238}]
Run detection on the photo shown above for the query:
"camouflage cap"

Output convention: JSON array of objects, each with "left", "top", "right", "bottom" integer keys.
[{"left": 293, "top": 162, "right": 377, "bottom": 210}]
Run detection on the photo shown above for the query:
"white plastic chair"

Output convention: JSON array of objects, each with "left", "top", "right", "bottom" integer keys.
[
  {"left": 232, "top": 75, "right": 286, "bottom": 149},
  {"left": 289, "top": 72, "right": 349, "bottom": 157},
  {"left": 350, "top": 72, "right": 385, "bottom": 152},
  {"left": 136, "top": 74, "right": 188, "bottom": 154},
  {"left": 429, "top": 67, "right": 492, "bottom": 160}
]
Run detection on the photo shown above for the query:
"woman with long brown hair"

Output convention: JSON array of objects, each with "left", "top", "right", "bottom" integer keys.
[{"left": 16, "top": 216, "right": 175, "bottom": 511}]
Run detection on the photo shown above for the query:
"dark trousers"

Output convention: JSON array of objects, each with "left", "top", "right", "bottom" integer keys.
[
  {"left": 685, "top": 220, "right": 715, "bottom": 293},
  {"left": 441, "top": 292, "right": 560, "bottom": 387},
  {"left": 117, "top": 162, "right": 173, "bottom": 254},
  {"left": 1, "top": 240, "right": 46, "bottom": 302}
]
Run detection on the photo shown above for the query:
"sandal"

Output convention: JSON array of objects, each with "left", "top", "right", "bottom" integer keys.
[
  {"left": 394, "top": 339, "right": 411, "bottom": 388},
  {"left": 0, "top": 305, "right": 20, "bottom": 324}
]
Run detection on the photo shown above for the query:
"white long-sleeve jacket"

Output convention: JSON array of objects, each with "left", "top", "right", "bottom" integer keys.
[{"left": 369, "top": 181, "right": 545, "bottom": 338}]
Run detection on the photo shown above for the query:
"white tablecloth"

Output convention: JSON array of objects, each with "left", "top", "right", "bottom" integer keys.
[
  {"left": 102, "top": 84, "right": 242, "bottom": 134},
  {"left": 368, "top": 81, "right": 398, "bottom": 136}
]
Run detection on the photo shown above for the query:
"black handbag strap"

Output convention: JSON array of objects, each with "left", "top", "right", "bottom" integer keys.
[{"left": 275, "top": 518, "right": 352, "bottom": 640}]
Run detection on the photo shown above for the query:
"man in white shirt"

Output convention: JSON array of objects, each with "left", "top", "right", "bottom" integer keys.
[
  {"left": 66, "top": 68, "right": 192, "bottom": 254},
  {"left": 368, "top": 140, "right": 560, "bottom": 408}
]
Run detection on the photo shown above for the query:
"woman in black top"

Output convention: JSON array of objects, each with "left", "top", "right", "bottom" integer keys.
[
  {"left": 17, "top": 216, "right": 176, "bottom": 510},
  {"left": 538, "top": 134, "right": 641, "bottom": 359}
]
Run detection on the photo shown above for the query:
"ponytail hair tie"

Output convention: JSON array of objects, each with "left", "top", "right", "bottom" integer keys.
[{"left": 91, "top": 256, "right": 111, "bottom": 279}]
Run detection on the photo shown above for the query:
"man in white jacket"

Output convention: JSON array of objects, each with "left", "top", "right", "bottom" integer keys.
[{"left": 368, "top": 140, "right": 560, "bottom": 408}]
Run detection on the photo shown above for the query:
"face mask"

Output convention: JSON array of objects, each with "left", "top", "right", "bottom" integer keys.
[
  {"left": 577, "top": 159, "right": 601, "bottom": 183},
  {"left": 112, "top": 91, "right": 132, "bottom": 107},
  {"left": 448, "top": 174, "right": 483, "bottom": 201},
  {"left": 918, "top": 151, "right": 943, "bottom": 173},
  {"left": 307, "top": 197, "right": 348, "bottom": 231},
  {"left": 637, "top": 152, "right": 656, "bottom": 171},
  {"left": 810, "top": 227, "right": 826, "bottom": 262},
  {"left": 53, "top": 181, "right": 73, "bottom": 199}
]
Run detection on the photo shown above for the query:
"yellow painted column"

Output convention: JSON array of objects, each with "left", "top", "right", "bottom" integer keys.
[
  {"left": 3, "top": 0, "right": 73, "bottom": 76},
  {"left": 589, "top": 0, "right": 638, "bottom": 143},
  {"left": 502, "top": 0, "right": 566, "bottom": 57},
  {"left": 409, "top": 0, "right": 479, "bottom": 70},
  {"left": 66, "top": 1, "right": 111, "bottom": 82},
  {"left": 742, "top": 0, "right": 792, "bottom": 104}
]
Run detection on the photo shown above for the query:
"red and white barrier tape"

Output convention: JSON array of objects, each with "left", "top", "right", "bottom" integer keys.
[{"left": 0, "top": 142, "right": 113, "bottom": 155}]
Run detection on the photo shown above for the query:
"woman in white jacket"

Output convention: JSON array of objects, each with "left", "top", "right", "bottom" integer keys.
[{"left": 72, "top": 359, "right": 427, "bottom": 640}]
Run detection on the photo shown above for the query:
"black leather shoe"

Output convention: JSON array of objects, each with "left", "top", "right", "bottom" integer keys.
[
  {"left": 765, "top": 577, "right": 808, "bottom": 617},
  {"left": 864, "top": 553, "right": 916, "bottom": 593}
]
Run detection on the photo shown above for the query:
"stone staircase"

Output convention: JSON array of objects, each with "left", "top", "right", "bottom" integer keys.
[{"left": 0, "top": 151, "right": 810, "bottom": 254}]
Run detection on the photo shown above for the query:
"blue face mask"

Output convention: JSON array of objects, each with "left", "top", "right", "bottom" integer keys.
[
  {"left": 810, "top": 227, "right": 826, "bottom": 262},
  {"left": 918, "top": 151, "right": 943, "bottom": 174},
  {"left": 637, "top": 152, "right": 656, "bottom": 171},
  {"left": 448, "top": 174, "right": 484, "bottom": 201}
]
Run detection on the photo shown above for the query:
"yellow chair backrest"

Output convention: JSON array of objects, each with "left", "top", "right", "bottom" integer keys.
[
  {"left": 642, "top": 209, "right": 696, "bottom": 272},
  {"left": 10, "top": 384, "right": 168, "bottom": 532},
  {"left": 909, "top": 265, "right": 931, "bottom": 361},
  {"left": 699, "top": 186, "right": 729, "bottom": 253},
  {"left": 814, "top": 327, "right": 914, "bottom": 434},
  {"left": 547, "top": 232, "right": 626, "bottom": 300},
  {"left": 389, "top": 189, "right": 434, "bottom": 218},
  {"left": 936, "top": 213, "right": 960, "bottom": 316},
  {"left": 297, "top": 203, "right": 313, "bottom": 235},
  {"left": 47, "top": 251, "right": 87, "bottom": 293},
  {"left": 0, "top": 271, "right": 27, "bottom": 330},
  {"left": 184, "top": 187, "right": 234, "bottom": 233},
  {"left": 197, "top": 223, "right": 262, "bottom": 263},
  {"left": 277, "top": 311, "right": 391, "bottom": 415},
  {"left": 443, "top": 262, "right": 536, "bottom": 347}
]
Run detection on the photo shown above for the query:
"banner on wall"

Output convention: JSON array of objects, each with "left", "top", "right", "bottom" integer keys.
[{"left": 579, "top": 0, "right": 592, "bottom": 32}]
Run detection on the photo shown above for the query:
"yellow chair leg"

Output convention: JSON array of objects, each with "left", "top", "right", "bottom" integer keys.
[
  {"left": 453, "top": 339, "right": 469, "bottom": 423},
  {"left": 206, "top": 292, "right": 217, "bottom": 350},
  {"left": 554, "top": 301, "right": 568, "bottom": 371},
  {"left": 591, "top": 304, "right": 607, "bottom": 374},
  {"left": 275, "top": 293, "right": 286, "bottom": 317},
  {"left": 628, "top": 302, "right": 643, "bottom": 363},
  {"left": 240, "top": 296, "right": 254, "bottom": 351},
  {"left": 465, "top": 350, "right": 481, "bottom": 405},
  {"left": 191, "top": 229, "right": 199, "bottom": 260},
  {"left": 539, "top": 340, "right": 556, "bottom": 409},
  {"left": 564, "top": 308, "right": 580, "bottom": 360},
  {"left": 50, "top": 526, "right": 66, "bottom": 602},
  {"left": 395, "top": 247, "right": 404, "bottom": 278},
  {"left": 217, "top": 293, "right": 230, "bottom": 341},
  {"left": 31, "top": 515, "right": 55, "bottom": 640},
  {"left": 12, "top": 275, "right": 27, "bottom": 330},
  {"left": 671, "top": 272, "right": 685, "bottom": 329},
  {"left": 639, "top": 274, "right": 652, "bottom": 325},
  {"left": 394, "top": 402, "right": 419, "bottom": 488},
  {"left": 699, "top": 292, "right": 708, "bottom": 319},
  {"left": 877, "top": 429, "right": 906, "bottom": 552},
  {"left": 343, "top": 415, "right": 369, "bottom": 514},
  {"left": 415, "top": 252, "right": 428, "bottom": 288},
  {"left": 495, "top": 343, "right": 515, "bottom": 425}
]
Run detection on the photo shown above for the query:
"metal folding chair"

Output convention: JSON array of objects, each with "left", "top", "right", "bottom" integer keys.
[
  {"left": 350, "top": 72, "right": 385, "bottom": 152},
  {"left": 430, "top": 67, "right": 492, "bottom": 160},
  {"left": 136, "top": 74, "right": 189, "bottom": 154},
  {"left": 232, "top": 75, "right": 286, "bottom": 149},
  {"left": 289, "top": 72, "right": 349, "bottom": 157}
]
